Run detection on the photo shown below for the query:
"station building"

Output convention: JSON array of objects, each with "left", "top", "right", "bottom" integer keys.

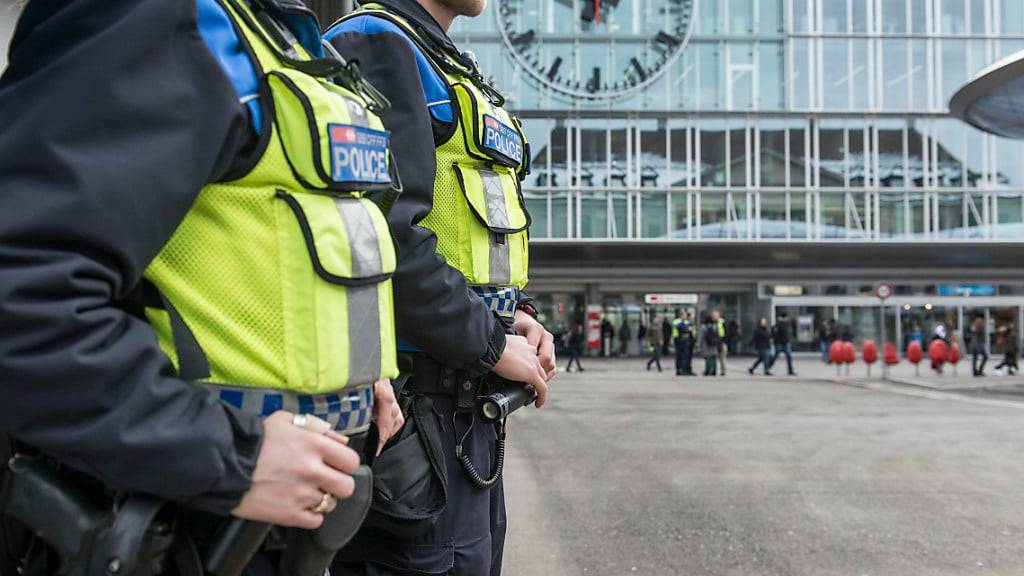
[
  {"left": 7, "top": 1, "right": 1024, "bottom": 356},
  {"left": 437, "top": 0, "right": 1024, "bottom": 355}
]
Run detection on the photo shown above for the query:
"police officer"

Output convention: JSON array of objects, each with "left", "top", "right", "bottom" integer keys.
[
  {"left": 324, "top": 0, "right": 556, "bottom": 574},
  {"left": 0, "top": 0, "right": 404, "bottom": 572},
  {"left": 672, "top": 310, "right": 695, "bottom": 376}
]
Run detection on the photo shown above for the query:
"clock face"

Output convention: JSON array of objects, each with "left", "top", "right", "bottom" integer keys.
[{"left": 497, "top": 0, "right": 696, "bottom": 100}]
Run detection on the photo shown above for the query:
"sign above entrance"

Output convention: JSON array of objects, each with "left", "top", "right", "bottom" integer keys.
[
  {"left": 874, "top": 282, "right": 894, "bottom": 301},
  {"left": 644, "top": 293, "right": 698, "bottom": 305},
  {"left": 937, "top": 284, "right": 995, "bottom": 297},
  {"left": 773, "top": 285, "right": 804, "bottom": 296}
]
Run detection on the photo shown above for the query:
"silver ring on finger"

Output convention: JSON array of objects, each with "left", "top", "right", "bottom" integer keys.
[{"left": 292, "top": 413, "right": 332, "bottom": 435}]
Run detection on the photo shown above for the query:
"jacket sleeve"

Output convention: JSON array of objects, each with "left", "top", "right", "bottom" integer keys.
[
  {"left": 0, "top": 0, "right": 262, "bottom": 514},
  {"left": 328, "top": 27, "right": 504, "bottom": 375}
]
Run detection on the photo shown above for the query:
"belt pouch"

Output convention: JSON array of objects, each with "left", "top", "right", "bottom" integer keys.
[{"left": 362, "top": 394, "right": 448, "bottom": 538}]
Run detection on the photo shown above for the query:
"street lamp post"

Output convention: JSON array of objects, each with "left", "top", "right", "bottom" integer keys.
[{"left": 875, "top": 282, "right": 894, "bottom": 379}]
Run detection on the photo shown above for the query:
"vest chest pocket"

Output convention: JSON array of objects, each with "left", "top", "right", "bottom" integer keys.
[
  {"left": 275, "top": 190, "right": 397, "bottom": 392},
  {"left": 267, "top": 69, "right": 395, "bottom": 193},
  {"left": 452, "top": 83, "right": 526, "bottom": 171},
  {"left": 451, "top": 164, "right": 531, "bottom": 287}
]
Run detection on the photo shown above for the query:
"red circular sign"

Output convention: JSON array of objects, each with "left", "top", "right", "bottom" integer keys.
[{"left": 874, "top": 282, "right": 894, "bottom": 300}]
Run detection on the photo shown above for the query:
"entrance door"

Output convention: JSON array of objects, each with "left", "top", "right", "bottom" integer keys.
[
  {"left": 602, "top": 302, "right": 644, "bottom": 357},
  {"left": 774, "top": 305, "right": 832, "bottom": 352},
  {"left": 902, "top": 305, "right": 958, "bottom": 351}
]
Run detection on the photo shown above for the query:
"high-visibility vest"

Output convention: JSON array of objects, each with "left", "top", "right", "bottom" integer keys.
[
  {"left": 141, "top": 0, "right": 398, "bottom": 430},
  {"left": 336, "top": 5, "right": 531, "bottom": 290}
]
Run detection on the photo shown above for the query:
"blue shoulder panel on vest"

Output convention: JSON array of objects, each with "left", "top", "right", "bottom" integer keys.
[
  {"left": 324, "top": 16, "right": 454, "bottom": 124},
  {"left": 196, "top": 0, "right": 262, "bottom": 133}
]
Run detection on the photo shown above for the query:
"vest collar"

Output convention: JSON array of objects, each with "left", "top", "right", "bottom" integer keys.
[{"left": 370, "top": 0, "right": 458, "bottom": 54}]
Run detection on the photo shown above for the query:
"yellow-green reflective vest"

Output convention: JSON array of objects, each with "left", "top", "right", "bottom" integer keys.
[
  {"left": 141, "top": 0, "right": 398, "bottom": 424},
  {"left": 338, "top": 6, "right": 531, "bottom": 290}
]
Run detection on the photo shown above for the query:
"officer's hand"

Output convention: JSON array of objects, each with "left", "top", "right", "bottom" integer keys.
[
  {"left": 232, "top": 411, "right": 360, "bottom": 529},
  {"left": 514, "top": 310, "right": 557, "bottom": 380},
  {"left": 492, "top": 334, "right": 549, "bottom": 408},
  {"left": 373, "top": 378, "right": 404, "bottom": 456}
]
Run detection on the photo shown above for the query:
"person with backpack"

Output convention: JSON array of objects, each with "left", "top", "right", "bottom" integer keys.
[{"left": 701, "top": 314, "right": 722, "bottom": 376}]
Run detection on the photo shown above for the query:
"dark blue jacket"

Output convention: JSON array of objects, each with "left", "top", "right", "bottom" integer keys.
[{"left": 0, "top": 0, "right": 273, "bottom": 514}]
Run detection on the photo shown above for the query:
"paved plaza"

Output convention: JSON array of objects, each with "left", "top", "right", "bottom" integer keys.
[{"left": 501, "top": 356, "right": 1024, "bottom": 576}]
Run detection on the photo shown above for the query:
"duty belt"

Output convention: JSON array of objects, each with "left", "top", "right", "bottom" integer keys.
[
  {"left": 203, "top": 383, "right": 374, "bottom": 434},
  {"left": 400, "top": 354, "right": 485, "bottom": 413},
  {"left": 403, "top": 355, "right": 462, "bottom": 396}
]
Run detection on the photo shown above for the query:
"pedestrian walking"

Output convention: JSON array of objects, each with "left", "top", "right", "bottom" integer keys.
[
  {"left": 646, "top": 317, "right": 663, "bottom": 372},
  {"left": 748, "top": 318, "right": 773, "bottom": 376},
  {"left": 968, "top": 316, "right": 988, "bottom": 376},
  {"left": 819, "top": 318, "right": 837, "bottom": 364},
  {"left": 993, "top": 324, "right": 1019, "bottom": 375},
  {"left": 726, "top": 319, "right": 740, "bottom": 355},
  {"left": 567, "top": 323, "right": 586, "bottom": 373},
  {"left": 769, "top": 314, "right": 797, "bottom": 376},
  {"left": 619, "top": 318, "right": 632, "bottom": 356},
  {"left": 701, "top": 315, "right": 722, "bottom": 376}
]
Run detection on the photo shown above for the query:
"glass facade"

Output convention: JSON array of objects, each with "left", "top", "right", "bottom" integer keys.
[{"left": 451, "top": 0, "right": 1024, "bottom": 241}]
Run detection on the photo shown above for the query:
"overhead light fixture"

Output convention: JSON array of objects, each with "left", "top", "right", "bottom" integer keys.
[
  {"left": 924, "top": 303, "right": 934, "bottom": 311},
  {"left": 903, "top": 304, "right": 911, "bottom": 310}
]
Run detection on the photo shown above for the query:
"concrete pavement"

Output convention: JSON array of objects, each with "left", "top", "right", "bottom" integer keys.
[{"left": 500, "top": 357, "right": 1024, "bottom": 576}]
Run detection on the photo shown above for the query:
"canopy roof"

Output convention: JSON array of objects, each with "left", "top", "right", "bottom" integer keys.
[{"left": 950, "top": 50, "right": 1024, "bottom": 139}]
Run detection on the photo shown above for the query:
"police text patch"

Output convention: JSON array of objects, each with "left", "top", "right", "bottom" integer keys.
[
  {"left": 481, "top": 115, "right": 523, "bottom": 165},
  {"left": 329, "top": 124, "right": 391, "bottom": 185}
]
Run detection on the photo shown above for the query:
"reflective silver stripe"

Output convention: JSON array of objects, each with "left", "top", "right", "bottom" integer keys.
[
  {"left": 335, "top": 198, "right": 383, "bottom": 277},
  {"left": 336, "top": 198, "right": 383, "bottom": 386},
  {"left": 480, "top": 169, "right": 511, "bottom": 285}
]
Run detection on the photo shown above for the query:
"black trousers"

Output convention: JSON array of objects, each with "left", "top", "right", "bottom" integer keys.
[
  {"left": 566, "top": 349, "right": 583, "bottom": 371},
  {"left": 647, "top": 346, "right": 661, "bottom": 371},
  {"left": 995, "top": 353, "right": 1018, "bottom": 372},
  {"left": 675, "top": 338, "right": 693, "bottom": 374},
  {"left": 333, "top": 395, "right": 506, "bottom": 576},
  {"left": 973, "top": 351, "right": 988, "bottom": 375},
  {"left": 749, "top": 349, "right": 771, "bottom": 374}
]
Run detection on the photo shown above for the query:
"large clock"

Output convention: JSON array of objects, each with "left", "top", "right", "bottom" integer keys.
[{"left": 497, "top": 0, "right": 696, "bottom": 100}]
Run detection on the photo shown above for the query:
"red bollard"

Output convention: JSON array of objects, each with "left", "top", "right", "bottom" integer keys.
[
  {"left": 862, "top": 340, "right": 878, "bottom": 378},
  {"left": 929, "top": 340, "right": 948, "bottom": 375},
  {"left": 883, "top": 342, "right": 899, "bottom": 366},
  {"left": 843, "top": 341, "right": 856, "bottom": 375},
  {"left": 829, "top": 340, "right": 845, "bottom": 375},
  {"left": 946, "top": 342, "right": 961, "bottom": 376},
  {"left": 907, "top": 340, "right": 923, "bottom": 376}
]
